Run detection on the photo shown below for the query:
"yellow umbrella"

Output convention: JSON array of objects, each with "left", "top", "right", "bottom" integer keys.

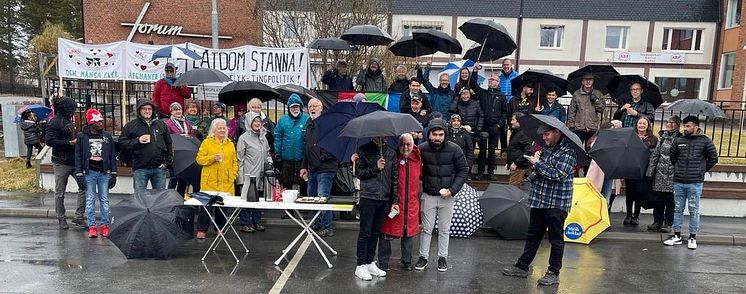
[{"left": 563, "top": 178, "right": 611, "bottom": 244}]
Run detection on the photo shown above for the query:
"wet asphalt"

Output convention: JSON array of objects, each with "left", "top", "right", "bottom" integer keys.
[{"left": 1, "top": 216, "right": 746, "bottom": 294}]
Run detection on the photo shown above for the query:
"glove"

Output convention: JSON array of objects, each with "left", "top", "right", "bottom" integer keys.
[
  {"left": 589, "top": 93, "right": 598, "bottom": 103},
  {"left": 108, "top": 174, "right": 117, "bottom": 189},
  {"left": 463, "top": 125, "right": 472, "bottom": 133},
  {"left": 75, "top": 174, "right": 87, "bottom": 191}
]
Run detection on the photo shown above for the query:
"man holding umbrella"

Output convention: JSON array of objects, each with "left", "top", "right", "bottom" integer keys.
[
  {"left": 415, "top": 118, "right": 469, "bottom": 272},
  {"left": 614, "top": 82, "right": 655, "bottom": 128},
  {"left": 567, "top": 74, "right": 605, "bottom": 145},
  {"left": 152, "top": 63, "right": 192, "bottom": 119},
  {"left": 321, "top": 61, "right": 354, "bottom": 91},
  {"left": 472, "top": 62, "right": 506, "bottom": 180},
  {"left": 503, "top": 123, "right": 577, "bottom": 286}
]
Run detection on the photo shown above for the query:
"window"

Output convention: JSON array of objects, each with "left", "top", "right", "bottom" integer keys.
[
  {"left": 283, "top": 17, "right": 304, "bottom": 40},
  {"left": 662, "top": 28, "right": 703, "bottom": 51},
  {"left": 540, "top": 26, "right": 563, "bottom": 48},
  {"left": 654, "top": 77, "right": 702, "bottom": 102},
  {"left": 402, "top": 24, "right": 443, "bottom": 37},
  {"left": 719, "top": 52, "right": 736, "bottom": 89},
  {"left": 605, "top": 26, "right": 629, "bottom": 49},
  {"left": 727, "top": 0, "right": 742, "bottom": 28}
]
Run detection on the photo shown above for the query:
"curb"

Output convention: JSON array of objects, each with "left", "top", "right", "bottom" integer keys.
[{"left": 2, "top": 207, "right": 744, "bottom": 246}]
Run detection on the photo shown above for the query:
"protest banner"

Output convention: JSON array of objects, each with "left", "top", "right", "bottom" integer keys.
[
  {"left": 125, "top": 42, "right": 187, "bottom": 82},
  {"left": 246, "top": 46, "right": 309, "bottom": 88},
  {"left": 58, "top": 38, "right": 126, "bottom": 80}
]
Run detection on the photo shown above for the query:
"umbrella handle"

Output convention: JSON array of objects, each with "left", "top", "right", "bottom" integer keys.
[{"left": 476, "top": 35, "right": 487, "bottom": 62}]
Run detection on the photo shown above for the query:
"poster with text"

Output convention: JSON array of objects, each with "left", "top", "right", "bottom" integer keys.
[
  {"left": 125, "top": 43, "right": 187, "bottom": 82},
  {"left": 58, "top": 38, "right": 126, "bottom": 80},
  {"left": 246, "top": 46, "right": 309, "bottom": 88},
  {"left": 186, "top": 43, "right": 251, "bottom": 81}
]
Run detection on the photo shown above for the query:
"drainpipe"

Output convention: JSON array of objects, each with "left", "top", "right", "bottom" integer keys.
[
  {"left": 709, "top": 0, "right": 722, "bottom": 103},
  {"left": 515, "top": 0, "right": 524, "bottom": 71}
]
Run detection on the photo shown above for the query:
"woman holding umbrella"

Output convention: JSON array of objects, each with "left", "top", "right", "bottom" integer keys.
[
  {"left": 623, "top": 116, "right": 658, "bottom": 226},
  {"left": 19, "top": 110, "right": 44, "bottom": 169},
  {"left": 355, "top": 59, "right": 387, "bottom": 92},
  {"left": 194, "top": 119, "right": 238, "bottom": 239},
  {"left": 645, "top": 116, "right": 682, "bottom": 233},
  {"left": 163, "top": 102, "right": 196, "bottom": 196}
]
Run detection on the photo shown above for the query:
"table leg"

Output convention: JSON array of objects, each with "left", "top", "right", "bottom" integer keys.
[
  {"left": 218, "top": 207, "right": 249, "bottom": 253},
  {"left": 273, "top": 210, "right": 321, "bottom": 266},
  {"left": 201, "top": 206, "right": 240, "bottom": 262},
  {"left": 291, "top": 210, "right": 334, "bottom": 268}
]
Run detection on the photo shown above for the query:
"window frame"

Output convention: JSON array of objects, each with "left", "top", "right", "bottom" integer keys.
[
  {"left": 661, "top": 28, "right": 704, "bottom": 52},
  {"left": 719, "top": 52, "right": 737, "bottom": 89},
  {"left": 539, "top": 25, "right": 564, "bottom": 49},
  {"left": 604, "top": 26, "right": 629, "bottom": 50},
  {"left": 727, "top": 0, "right": 742, "bottom": 29}
]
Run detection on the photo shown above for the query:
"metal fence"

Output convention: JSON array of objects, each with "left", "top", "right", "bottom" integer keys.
[
  {"left": 0, "top": 81, "right": 42, "bottom": 97},
  {"left": 41, "top": 79, "right": 746, "bottom": 159}
]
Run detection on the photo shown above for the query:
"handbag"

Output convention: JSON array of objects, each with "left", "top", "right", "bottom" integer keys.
[{"left": 332, "top": 163, "right": 355, "bottom": 195}]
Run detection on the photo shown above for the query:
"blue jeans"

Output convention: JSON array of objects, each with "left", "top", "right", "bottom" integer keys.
[
  {"left": 308, "top": 171, "right": 336, "bottom": 230},
  {"left": 133, "top": 168, "right": 167, "bottom": 193},
  {"left": 239, "top": 209, "right": 262, "bottom": 225},
  {"left": 673, "top": 182, "right": 703, "bottom": 234},
  {"left": 85, "top": 170, "right": 111, "bottom": 227}
]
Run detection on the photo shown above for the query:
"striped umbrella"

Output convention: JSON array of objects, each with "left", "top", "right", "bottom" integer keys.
[{"left": 150, "top": 46, "right": 202, "bottom": 62}]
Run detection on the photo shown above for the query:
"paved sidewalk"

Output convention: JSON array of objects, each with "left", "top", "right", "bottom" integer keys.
[{"left": 1, "top": 191, "right": 745, "bottom": 245}]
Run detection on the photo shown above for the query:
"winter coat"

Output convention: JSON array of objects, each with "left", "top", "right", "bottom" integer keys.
[
  {"left": 45, "top": 97, "right": 78, "bottom": 166},
  {"left": 152, "top": 78, "right": 192, "bottom": 117},
  {"left": 196, "top": 135, "right": 238, "bottom": 194},
  {"left": 400, "top": 91, "right": 432, "bottom": 114},
  {"left": 419, "top": 120, "right": 469, "bottom": 196},
  {"left": 409, "top": 110, "right": 431, "bottom": 128},
  {"left": 567, "top": 89, "right": 605, "bottom": 132},
  {"left": 321, "top": 69, "right": 354, "bottom": 91},
  {"left": 449, "top": 98, "right": 483, "bottom": 132},
  {"left": 646, "top": 130, "right": 682, "bottom": 192},
  {"left": 233, "top": 112, "right": 275, "bottom": 154},
  {"left": 20, "top": 120, "right": 42, "bottom": 145},
  {"left": 119, "top": 99, "right": 173, "bottom": 170},
  {"left": 74, "top": 127, "right": 117, "bottom": 176},
  {"left": 613, "top": 98, "right": 656, "bottom": 128},
  {"left": 355, "top": 141, "right": 399, "bottom": 203},
  {"left": 163, "top": 117, "right": 195, "bottom": 136},
  {"left": 420, "top": 67, "right": 455, "bottom": 118},
  {"left": 355, "top": 60, "right": 386, "bottom": 92},
  {"left": 447, "top": 127, "right": 473, "bottom": 164},
  {"left": 301, "top": 118, "right": 338, "bottom": 173},
  {"left": 185, "top": 115, "right": 207, "bottom": 139},
  {"left": 472, "top": 84, "right": 505, "bottom": 127},
  {"left": 236, "top": 112, "right": 270, "bottom": 186},
  {"left": 670, "top": 129, "right": 719, "bottom": 184},
  {"left": 539, "top": 102, "right": 567, "bottom": 123},
  {"left": 639, "top": 130, "right": 659, "bottom": 150},
  {"left": 273, "top": 95, "right": 309, "bottom": 161},
  {"left": 506, "top": 127, "right": 534, "bottom": 169},
  {"left": 381, "top": 146, "right": 422, "bottom": 238},
  {"left": 509, "top": 95, "right": 538, "bottom": 116},
  {"left": 499, "top": 69, "right": 519, "bottom": 104},
  {"left": 388, "top": 77, "right": 410, "bottom": 93}
]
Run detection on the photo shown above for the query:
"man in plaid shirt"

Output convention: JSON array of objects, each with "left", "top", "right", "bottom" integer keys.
[{"left": 503, "top": 123, "right": 577, "bottom": 286}]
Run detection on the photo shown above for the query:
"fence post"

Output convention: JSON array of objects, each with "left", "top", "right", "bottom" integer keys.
[{"left": 121, "top": 79, "right": 128, "bottom": 125}]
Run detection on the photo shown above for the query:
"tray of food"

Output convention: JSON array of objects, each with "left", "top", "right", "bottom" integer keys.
[{"left": 295, "top": 196, "right": 328, "bottom": 204}]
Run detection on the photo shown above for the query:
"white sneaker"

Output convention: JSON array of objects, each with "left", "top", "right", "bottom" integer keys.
[
  {"left": 688, "top": 238, "right": 697, "bottom": 250},
  {"left": 663, "top": 235, "right": 683, "bottom": 246},
  {"left": 355, "top": 265, "right": 372, "bottom": 281},
  {"left": 367, "top": 262, "right": 387, "bottom": 277}
]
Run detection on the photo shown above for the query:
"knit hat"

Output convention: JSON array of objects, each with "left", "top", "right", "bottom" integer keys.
[
  {"left": 213, "top": 102, "right": 226, "bottom": 112},
  {"left": 667, "top": 115, "right": 682, "bottom": 126},
  {"left": 169, "top": 102, "right": 182, "bottom": 111},
  {"left": 450, "top": 114, "right": 461, "bottom": 121},
  {"left": 85, "top": 108, "right": 104, "bottom": 125}
]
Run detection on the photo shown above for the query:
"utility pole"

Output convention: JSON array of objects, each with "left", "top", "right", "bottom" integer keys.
[{"left": 211, "top": 0, "right": 219, "bottom": 48}]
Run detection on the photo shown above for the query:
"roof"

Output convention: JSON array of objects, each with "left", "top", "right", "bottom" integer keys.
[{"left": 391, "top": 0, "right": 720, "bottom": 23}]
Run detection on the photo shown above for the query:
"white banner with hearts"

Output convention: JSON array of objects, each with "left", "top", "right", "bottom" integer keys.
[
  {"left": 58, "top": 38, "right": 126, "bottom": 80},
  {"left": 125, "top": 42, "right": 188, "bottom": 82}
]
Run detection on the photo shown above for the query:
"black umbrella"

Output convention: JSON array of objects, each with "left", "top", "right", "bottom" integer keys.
[
  {"left": 517, "top": 114, "right": 589, "bottom": 166},
  {"left": 479, "top": 184, "right": 530, "bottom": 240},
  {"left": 463, "top": 43, "right": 512, "bottom": 62},
  {"left": 274, "top": 84, "right": 321, "bottom": 106},
  {"left": 567, "top": 65, "right": 619, "bottom": 95},
  {"left": 218, "top": 81, "right": 279, "bottom": 105},
  {"left": 666, "top": 99, "right": 726, "bottom": 118},
  {"left": 340, "top": 25, "right": 393, "bottom": 46},
  {"left": 511, "top": 69, "right": 569, "bottom": 100},
  {"left": 607, "top": 74, "right": 663, "bottom": 109},
  {"left": 171, "top": 134, "right": 202, "bottom": 190},
  {"left": 588, "top": 128, "right": 651, "bottom": 180},
  {"left": 412, "top": 29, "right": 462, "bottom": 54},
  {"left": 109, "top": 189, "right": 194, "bottom": 259},
  {"left": 307, "top": 37, "right": 357, "bottom": 51},
  {"left": 458, "top": 18, "right": 517, "bottom": 60},
  {"left": 174, "top": 68, "right": 232, "bottom": 86},
  {"left": 388, "top": 35, "right": 436, "bottom": 58},
  {"left": 340, "top": 111, "right": 424, "bottom": 139}
]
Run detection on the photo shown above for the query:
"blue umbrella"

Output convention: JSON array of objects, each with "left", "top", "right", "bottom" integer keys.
[
  {"left": 315, "top": 102, "right": 385, "bottom": 163},
  {"left": 150, "top": 46, "right": 202, "bottom": 62},
  {"left": 14, "top": 104, "right": 52, "bottom": 123},
  {"left": 439, "top": 60, "right": 486, "bottom": 91}
]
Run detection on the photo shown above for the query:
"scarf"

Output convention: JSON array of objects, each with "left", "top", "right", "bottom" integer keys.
[
  {"left": 171, "top": 116, "right": 188, "bottom": 134},
  {"left": 164, "top": 77, "right": 177, "bottom": 86}
]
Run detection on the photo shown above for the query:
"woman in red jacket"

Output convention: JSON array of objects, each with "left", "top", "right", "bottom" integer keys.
[
  {"left": 152, "top": 63, "right": 192, "bottom": 118},
  {"left": 378, "top": 133, "right": 422, "bottom": 271}
]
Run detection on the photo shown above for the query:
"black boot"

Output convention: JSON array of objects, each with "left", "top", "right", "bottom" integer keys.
[
  {"left": 58, "top": 218, "right": 69, "bottom": 230},
  {"left": 26, "top": 161, "right": 32, "bottom": 169}
]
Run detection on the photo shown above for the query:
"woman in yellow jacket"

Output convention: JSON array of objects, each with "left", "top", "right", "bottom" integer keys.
[{"left": 195, "top": 118, "right": 237, "bottom": 239}]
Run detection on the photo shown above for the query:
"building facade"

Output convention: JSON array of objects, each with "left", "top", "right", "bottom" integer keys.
[
  {"left": 82, "top": 0, "right": 259, "bottom": 48},
  {"left": 714, "top": 0, "right": 744, "bottom": 109}
]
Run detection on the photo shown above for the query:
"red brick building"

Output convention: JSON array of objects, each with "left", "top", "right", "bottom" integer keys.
[
  {"left": 82, "top": 0, "right": 259, "bottom": 48},
  {"left": 714, "top": 0, "right": 746, "bottom": 109}
]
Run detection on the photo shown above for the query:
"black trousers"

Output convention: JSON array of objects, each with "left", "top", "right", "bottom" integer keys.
[
  {"left": 516, "top": 208, "right": 568, "bottom": 275},
  {"left": 653, "top": 191, "right": 674, "bottom": 225},
  {"left": 377, "top": 234, "right": 414, "bottom": 266},
  {"left": 625, "top": 180, "right": 643, "bottom": 218},
  {"left": 498, "top": 117, "right": 509, "bottom": 152},
  {"left": 478, "top": 125, "right": 500, "bottom": 175},
  {"left": 25, "top": 143, "right": 43, "bottom": 163},
  {"left": 197, "top": 207, "right": 227, "bottom": 232},
  {"left": 280, "top": 160, "right": 307, "bottom": 196},
  {"left": 357, "top": 198, "right": 388, "bottom": 266}
]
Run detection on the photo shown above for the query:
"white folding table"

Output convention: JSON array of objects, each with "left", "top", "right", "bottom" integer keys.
[{"left": 185, "top": 198, "right": 354, "bottom": 268}]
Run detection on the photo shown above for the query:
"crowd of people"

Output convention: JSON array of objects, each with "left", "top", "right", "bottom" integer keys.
[{"left": 33, "top": 57, "right": 721, "bottom": 286}]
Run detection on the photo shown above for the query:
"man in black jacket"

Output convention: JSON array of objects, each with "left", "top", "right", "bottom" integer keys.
[
  {"left": 46, "top": 96, "right": 86, "bottom": 229},
  {"left": 663, "top": 116, "right": 718, "bottom": 250},
  {"left": 300, "top": 98, "right": 339, "bottom": 237},
  {"left": 447, "top": 114, "right": 474, "bottom": 173},
  {"left": 471, "top": 69, "right": 505, "bottom": 180},
  {"left": 119, "top": 99, "right": 173, "bottom": 192},
  {"left": 415, "top": 118, "right": 469, "bottom": 272},
  {"left": 400, "top": 77, "right": 431, "bottom": 114},
  {"left": 505, "top": 113, "right": 534, "bottom": 187},
  {"left": 353, "top": 137, "right": 399, "bottom": 281},
  {"left": 321, "top": 61, "right": 353, "bottom": 91}
]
